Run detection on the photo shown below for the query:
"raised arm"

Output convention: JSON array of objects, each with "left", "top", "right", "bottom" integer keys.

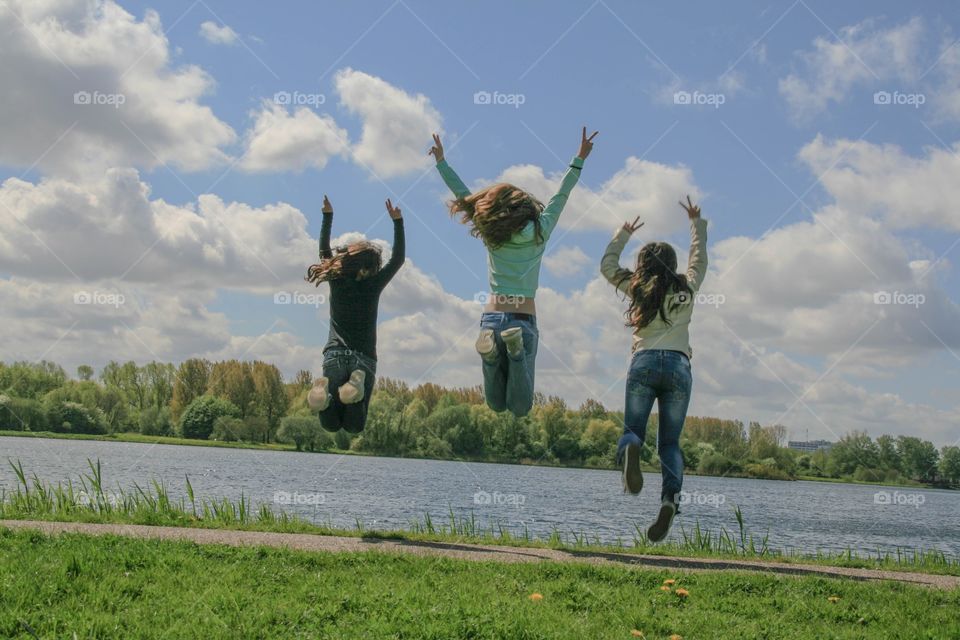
[
  {"left": 601, "top": 217, "right": 643, "bottom": 296},
  {"left": 430, "top": 133, "right": 471, "bottom": 200},
  {"left": 319, "top": 195, "right": 333, "bottom": 259},
  {"left": 679, "top": 196, "right": 708, "bottom": 292},
  {"left": 539, "top": 127, "right": 598, "bottom": 240},
  {"left": 374, "top": 198, "right": 406, "bottom": 289}
]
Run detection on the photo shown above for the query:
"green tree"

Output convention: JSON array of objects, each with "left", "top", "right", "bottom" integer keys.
[
  {"left": 278, "top": 415, "right": 324, "bottom": 451},
  {"left": 939, "top": 446, "right": 960, "bottom": 486},
  {"left": 76, "top": 365, "right": 94, "bottom": 381},
  {"left": 896, "top": 436, "right": 939, "bottom": 483},
  {"left": 251, "top": 361, "right": 288, "bottom": 442},
  {"left": 179, "top": 395, "right": 240, "bottom": 440},
  {"left": 171, "top": 359, "right": 211, "bottom": 421},
  {"left": 827, "top": 431, "right": 879, "bottom": 477}
]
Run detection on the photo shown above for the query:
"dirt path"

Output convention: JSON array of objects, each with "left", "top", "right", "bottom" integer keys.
[{"left": 2, "top": 519, "right": 956, "bottom": 590}]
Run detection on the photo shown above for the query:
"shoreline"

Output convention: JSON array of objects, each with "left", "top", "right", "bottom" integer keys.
[{"left": 0, "top": 430, "right": 948, "bottom": 492}]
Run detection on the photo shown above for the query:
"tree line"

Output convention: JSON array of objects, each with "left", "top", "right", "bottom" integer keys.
[{"left": 1, "top": 359, "right": 958, "bottom": 487}]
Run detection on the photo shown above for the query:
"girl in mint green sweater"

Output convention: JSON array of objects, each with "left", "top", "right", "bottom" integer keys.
[{"left": 431, "top": 128, "right": 597, "bottom": 416}]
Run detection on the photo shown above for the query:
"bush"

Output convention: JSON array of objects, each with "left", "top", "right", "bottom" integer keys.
[
  {"left": 139, "top": 406, "right": 172, "bottom": 436},
  {"left": 277, "top": 415, "right": 325, "bottom": 451},
  {"left": 743, "top": 462, "right": 792, "bottom": 481},
  {"left": 0, "top": 395, "right": 47, "bottom": 431},
  {"left": 44, "top": 400, "right": 106, "bottom": 434},
  {"left": 697, "top": 452, "right": 740, "bottom": 476},
  {"left": 178, "top": 396, "right": 240, "bottom": 440},
  {"left": 211, "top": 416, "right": 245, "bottom": 442}
]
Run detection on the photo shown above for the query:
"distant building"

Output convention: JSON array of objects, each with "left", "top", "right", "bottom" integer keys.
[{"left": 788, "top": 439, "right": 833, "bottom": 453}]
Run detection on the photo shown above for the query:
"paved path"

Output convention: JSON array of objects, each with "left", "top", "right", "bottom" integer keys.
[{"left": 2, "top": 519, "right": 956, "bottom": 590}]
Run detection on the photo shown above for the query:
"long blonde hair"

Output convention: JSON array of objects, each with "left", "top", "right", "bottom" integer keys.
[{"left": 449, "top": 183, "right": 544, "bottom": 248}]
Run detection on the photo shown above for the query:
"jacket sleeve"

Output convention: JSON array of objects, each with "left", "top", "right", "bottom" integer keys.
[
  {"left": 319, "top": 211, "right": 333, "bottom": 259},
  {"left": 600, "top": 226, "right": 634, "bottom": 296},
  {"left": 539, "top": 155, "right": 584, "bottom": 240},
  {"left": 374, "top": 218, "right": 405, "bottom": 290},
  {"left": 435, "top": 159, "right": 471, "bottom": 200},
  {"left": 686, "top": 218, "right": 708, "bottom": 292}
]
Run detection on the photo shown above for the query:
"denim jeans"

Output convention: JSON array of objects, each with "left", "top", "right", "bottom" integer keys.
[
  {"left": 618, "top": 349, "right": 692, "bottom": 504},
  {"left": 478, "top": 312, "right": 539, "bottom": 417},
  {"left": 319, "top": 348, "right": 377, "bottom": 433}
]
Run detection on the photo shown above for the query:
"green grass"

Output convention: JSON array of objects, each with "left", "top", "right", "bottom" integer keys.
[
  {"left": 2, "top": 459, "right": 959, "bottom": 578},
  {"left": 1, "top": 527, "right": 957, "bottom": 640}
]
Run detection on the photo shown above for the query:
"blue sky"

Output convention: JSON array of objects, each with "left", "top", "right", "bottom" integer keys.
[{"left": 1, "top": 0, "right": 959, "bottom": 443}]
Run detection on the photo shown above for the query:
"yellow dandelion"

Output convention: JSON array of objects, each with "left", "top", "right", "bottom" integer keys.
[
  {"left": 675, "top": 588, "right": 690, "bottom": 598},
  {"left": 663, "top": 579, "right": 676, "bottom": 586},
  {"left": 528, "top": 592, "right": 543, "bottom": 601},
  {"left": 828, "top": 595, "right": 840, "bottom": 603},
  {"left": 660, "top": 585, "right": 672, "bottom": 592}
]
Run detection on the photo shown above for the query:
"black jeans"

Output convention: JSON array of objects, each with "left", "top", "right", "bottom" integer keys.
[{"left": 319, "top": 348, "right": 377, "bottom": 433}]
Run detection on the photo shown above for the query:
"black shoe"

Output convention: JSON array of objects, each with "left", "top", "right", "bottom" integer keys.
[
  {"left": 622, "top": 443, "right": 643, "bottom": 495},
  {"left": 646, "top": 499, "right": 677, "bottom": 543}
]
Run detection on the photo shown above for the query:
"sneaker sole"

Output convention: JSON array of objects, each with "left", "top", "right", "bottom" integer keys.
[
  {"left": 647, "top": 504, "right": 676, "bottom": 543},
  {"left": 623, "top": 443, "right": 643, "bottom": 494},
  {"left": 307, "top": 379, "right": 330, "bottom": 411},
  {"left": 500, "top": 327, "right": 524, "bottom": 358},
  {"left": 475, "top": 329, "right": 496, "bottom": 357}
]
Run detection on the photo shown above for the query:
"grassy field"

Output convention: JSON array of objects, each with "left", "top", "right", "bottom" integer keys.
[
  {"left": 1, "top": 527, "right": 957, "bottom": 640},
  {"left": 2, "top": 460, "right": 958, "bottom": 578}
]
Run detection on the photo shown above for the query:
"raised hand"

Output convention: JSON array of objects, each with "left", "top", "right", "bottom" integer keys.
[
  {"left": 578, "top": 126, "right": 599, "bottom": 160},
  {"left": 385, "top": 198, "right": 402, "bottom": 220},
  {"left": 428, "top": 133, "right": 444, "bottom": 163},
  {"left": 622, "top": 216, "right": 644, "bottom": 234},
  {"left": 322, "top": 194, "right": 333, "bottom": 214},
  {"left": 678, "top": 195, "right": 701, "bottom": 220}
]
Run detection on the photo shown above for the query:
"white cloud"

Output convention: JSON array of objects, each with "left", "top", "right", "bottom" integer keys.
[
  {"left": 240, "top": 102, "right": 349, "bottom": 173},
  {"left": 334, "top": 68, "right": 443, "bottom": 179},
  {"left": 0, "top": 0, "right": 236, "bottom": 176},
  {"left": 199, "top": 21, "right": 239, "bottom": 46},
  {"left": 543, "top": 245, "right": 592, "bottom": 277}
]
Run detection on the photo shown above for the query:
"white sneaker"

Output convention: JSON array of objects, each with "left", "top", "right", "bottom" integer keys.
[
  {"left": 307, "top": 377, "right": 331, "bottom": 411},
  {"left": 646, "top": 499, "right": 677, "bottom": 543},
  {"left": 500, "top": 327, "right": 524, "bottom": 358},
  {"left": 338, "top": 370, "right": 366, "bottom": 404},
  {"left": 476, "top": 329, "right": 496, "bottom": 360}
]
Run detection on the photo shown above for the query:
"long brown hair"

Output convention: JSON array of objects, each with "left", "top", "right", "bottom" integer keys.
[
  {"left": 621, "top": 241, "right": 693, "bottom": 329},
  {"left": 305, "top": 241, "right": 382, "bottom": 285},
  {"left": 449, "top": 183, "right": 544, "bottom": 249}
]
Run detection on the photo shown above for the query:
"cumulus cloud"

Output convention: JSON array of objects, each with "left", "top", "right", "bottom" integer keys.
[
  {"left": 199, "top": 21, "right": 239, "bottom": 46},
  {"left": 0, "top": 0, "right": 235, "bottom": 177},
  {"left": 240, "top": 102, "right": 349, "bottom": 173},
  {"left": 334, "top": 68, "right": 443, "bottom": 178},
  {"left": 543, "top": 245, "right": 592, "bottom": 277}
]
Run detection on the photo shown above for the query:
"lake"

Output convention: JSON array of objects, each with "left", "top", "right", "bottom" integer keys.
[{"left": 1, "top": 435, "right": 958, "bottom": 557}]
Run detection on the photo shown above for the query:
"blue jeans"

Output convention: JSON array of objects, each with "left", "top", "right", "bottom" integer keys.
[
  {"left": 618, "top": 349, "right": 692, "bottom": 504},
  {"left": 478, "top": 312, "right": 539, "bottom": 417},
  {"left": 319, "top": 348, "right": 377, "bottom": 433}
]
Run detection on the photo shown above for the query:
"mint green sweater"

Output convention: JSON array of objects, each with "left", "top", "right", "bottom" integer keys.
[{"left": 436, "top": 156, "right": 584, "bottom": 299}]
